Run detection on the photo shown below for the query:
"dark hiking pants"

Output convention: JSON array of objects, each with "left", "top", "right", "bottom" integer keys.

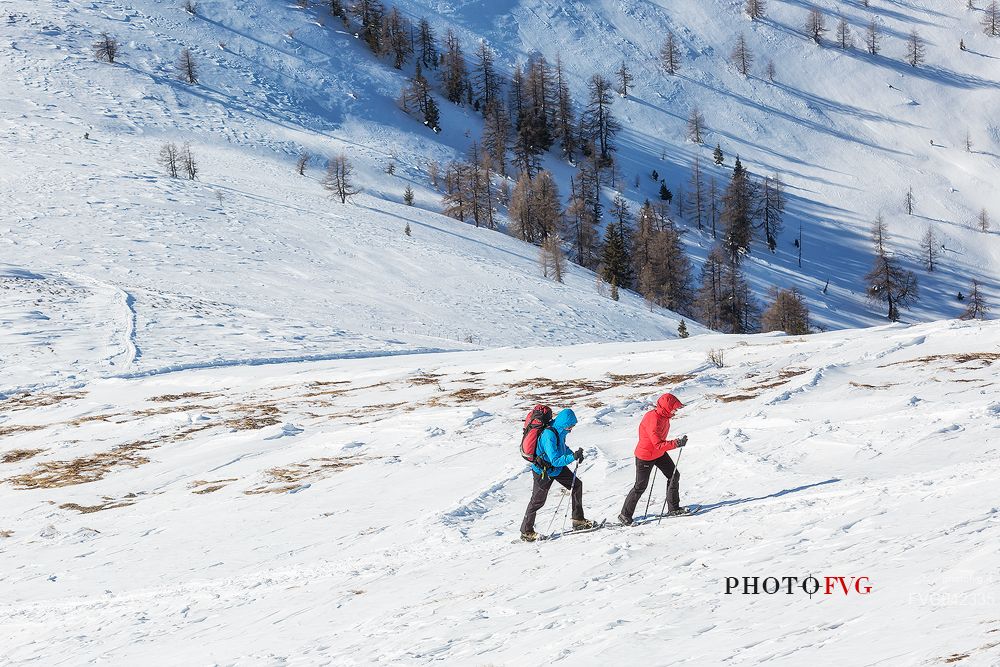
[
  {"left": 620, "top": 453, "right": 680, "bottom": 520},
  {"left": 520, "top": 467, "right": 583, "bottom": 534}
]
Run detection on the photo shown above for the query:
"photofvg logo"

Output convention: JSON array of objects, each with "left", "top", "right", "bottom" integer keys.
[{"left": 725, "top": 576, "right": 873, "bottom": 598}]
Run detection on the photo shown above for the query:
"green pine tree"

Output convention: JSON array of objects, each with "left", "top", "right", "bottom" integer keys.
[{"left": 713, "top": 142, "right": 724, "bottom": 166}]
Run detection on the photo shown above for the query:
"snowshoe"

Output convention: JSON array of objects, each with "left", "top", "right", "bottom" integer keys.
[
  {"left": 571, "top": 518, "right": 598, "bottom": 531},
  {"left": 520, "top": 531, "right": 541, "bottom": 542},
  {"left": 666, "top": 506, "right": 693, "bottom": 517},
  {"left": 617, "top": 513, "right": 634, "bottom": 526}
]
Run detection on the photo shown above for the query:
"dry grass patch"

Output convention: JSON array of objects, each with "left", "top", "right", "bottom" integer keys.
[
  {"left": 8, "top": 440, "right": 156, "bottom": 489},
  {"left": 59, "top": 500, "right": 134, "bottom": 513},
  {"left": 190, "top": 478, "right": 238, "bottom": 494},
  {"left": 148, "top": 392, "right": 218, "bottom": 403},
  {"left": 881, "top": 352, "right": 1000, "bottom": 370},
  {"left": 2, "top": 448, "right": 46, "bottom": 464},
  {"left": 245, "top": 456, "right": 366, "bottom": 494},
  {"left": 0, "top": 424, "right": 45, "bottom": 438},
  {"left": 0, "top": 530, "right": 13, "bottom": 538},
  {"left": 409, "top": 373, "right": 443, "bottom": 386},
  {"left": 849, "top": 381, "right": 898, "bottom": 390},
  {"left": 225, "top": 403, "right": 282, "bottom": 430},
  {"left": 0, "top": 391, "right": 87, "bottom": 412},
  {"left": 713, "top": 393, "right": 758, "bottom": 403}
]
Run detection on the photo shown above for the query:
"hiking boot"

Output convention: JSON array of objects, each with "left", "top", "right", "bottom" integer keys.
[
  {"left": 618, "top": 513, "right": 634, "bottom": 526},
  {"left": 571, "top": 518, "right": 597, "bottom": 530},
  {"left": 520, "top": 531, "right": 540, "bottom": 542},
  {"left": 667, "top": 506, "right": 692, "bottom": 517}
]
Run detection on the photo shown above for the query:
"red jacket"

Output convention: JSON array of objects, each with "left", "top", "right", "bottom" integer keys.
[{"left": 634, "top": 393, "right": 683, "bottom": 461}]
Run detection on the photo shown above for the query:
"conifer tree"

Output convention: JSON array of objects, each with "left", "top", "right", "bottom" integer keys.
[
  {"left": 762, "top": 287, "right": 810, "bottom": 334},
  {"left": 688, "top": 156, "right": 706, "bottom": 232},
  {"left": 960, "top": 280, "right": 989, "bottom": 319},
  {"left": 745, "top": 0, "right": 766, "bottom": 21},
  {"left": 93, "top": 33, "right": 121, "bottom": 63},
  {"left": 417, "top": 18, "right": 438, "bottom": 68},
  {"left": 721, "top": 157, "right": 754, "bottom": 264},
  {"left": 565, "top": 170, "right": 600, "bottom": 269},
  {"left": 482, "top": 100, "right": 511, "bottom": 176},
  {"left": 906, "top": 29, "right": 925, "bottom": 67},
  {"left": 381, "top": 7, "right": 412, "bottom": 68},
  {"left": 919, "top": 225, "right": 939, "bottom": 271},
  {"left": 660, "top": 31, "right": 682, "bottom": 75},
  {"left": 178, "top": 48, "right": 198, "bottom": 84},
  {"left": 473, "top": 40, "right": 502, "bottom": 112},
  {"left": 757, "top": 173, "right": 785, "bottom": 252},
  {"left": 616, "top": 61, "right": 633, "bottom": 97},
  {"left": 807, "top": 8, "right": 827, "bottom": 44},
  {"left": 836, "top": 17, "right": 853, "bottom": 49},
  {"left": 554, "top": 56, "right": 577, "bottom": 159},
  {"left": 731, "top": 33, "right": 753, "bottom": 76},
  {"left": 864, "top": 216, "right": 919, "bottom": 321},
  {"left": 866, "top": 17, "right": 881, "bottom": 55},
  {"left": 687, "top": 107, "right": 706, "bottom": 143},
  {"left": 350, "top": 0, "right": 385, "bottom": 54},
  {"left": 713, "top": 142, "right": 724, "bottom": 166},
  {"left": 441, "top": 29, "right": 469, "bottom": 104},
  {"left": 582, "top": 74, "right": 621, "bottom": 166}
]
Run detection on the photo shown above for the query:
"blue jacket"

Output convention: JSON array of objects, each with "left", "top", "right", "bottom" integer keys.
[{"left": 532, "top": 409, "right": 578, "bottom": 477}]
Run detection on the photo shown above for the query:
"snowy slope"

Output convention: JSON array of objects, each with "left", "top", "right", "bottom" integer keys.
[
  {"left": 3, "top": 0, "right": 998, "bottom": 400},
  {"left": 2, "top": 0, "right": 703, "bottom": 394},
  {"left": 399, "top": 0, "right": 1000, "bottom": 327},
  {"left": 2, "top": 319, "right": 999, "bottom": 664}
]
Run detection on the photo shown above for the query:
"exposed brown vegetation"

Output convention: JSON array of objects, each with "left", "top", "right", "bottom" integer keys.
[
  {"left": 0, "top": 391, "right": 86, "bottom": 412},
  {"left": 225, "top": 403, "right": 282, "bottom": 430},
  {"left": 849, "top": 381, "right": 898, "bottom": 390},
  {"left": 881, "top": 352, "right": 1000, "bottom": 370},
  {"left": 8, "top": 440, "right": 156, "bottom": 489},
  {"left": 0, "top": 424, "right": 45, "bottom": 438},
  {"left": 245, "top": 456, "right": 366, "bottom": 494},
  {"left": 148, "top": 391, "right": 218, "bottom": 402},
  {"left": 190, "top": 478, "right": 238, "bottom": 494},
  {"left": 59, "top": 500, "right": 134, "bottom": 513},
  {"left": 0, "top": 530, "right": 13, "bottom": 538},
  {"left": 2, "top": 448, "right": 46, "bottom": 464}
]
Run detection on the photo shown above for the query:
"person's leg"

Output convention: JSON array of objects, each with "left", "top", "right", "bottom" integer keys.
[
  {"left": 521, "top": 472, "right": 554, "bottom": 534},
  {"left": 620, "top": 458, "right": 654, "bottom": 520},
  {"left": 653, "top": 453, "right": 681, "bottom": 512},
  {"left": 553, "top": 467, "right": 585, "bottom": 520}
]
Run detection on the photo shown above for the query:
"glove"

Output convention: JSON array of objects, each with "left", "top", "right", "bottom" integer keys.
[
  {"left": 574, "top": 447, "right": 584, "bottom": 463},
  {"left": 675, "top": 435, "right": 688, "bottom": 448}
]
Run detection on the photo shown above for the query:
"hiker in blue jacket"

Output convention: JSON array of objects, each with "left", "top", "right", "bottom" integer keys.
[{"left": 520, "top": 409, "right": 596, "bottom": 541}]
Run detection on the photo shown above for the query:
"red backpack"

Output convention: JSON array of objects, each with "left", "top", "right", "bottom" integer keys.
[{"left": 520, "top": 405, "right": 556, "bottom": 472}]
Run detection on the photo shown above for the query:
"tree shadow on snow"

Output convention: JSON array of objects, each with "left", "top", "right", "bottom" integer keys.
[{"left": 693, "top": 478, "right": 841, "bottom": 515}]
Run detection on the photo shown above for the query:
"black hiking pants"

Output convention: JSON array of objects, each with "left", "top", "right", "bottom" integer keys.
[
  {"left": 620, "top": 453, "right": 680, "bottom": 520},
  {"left": 520, "top": 467, "right": 583, "bottom": 534}
]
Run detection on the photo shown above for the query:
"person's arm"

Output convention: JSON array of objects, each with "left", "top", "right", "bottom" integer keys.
[
  {"left": 541, "top": 430, "right": 576, "bottom": 468},
  {"left": 644, "top": 415, "right": 677, "bottom": 453}
]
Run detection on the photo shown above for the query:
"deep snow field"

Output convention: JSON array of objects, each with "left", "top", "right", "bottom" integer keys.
[{"left": 2, "top": 319, "right": 1000, "bottom": 664}]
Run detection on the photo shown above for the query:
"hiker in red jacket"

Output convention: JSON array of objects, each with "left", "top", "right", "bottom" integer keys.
[{"left": 618, "top": 393, "right": 690, "bottom": 525}]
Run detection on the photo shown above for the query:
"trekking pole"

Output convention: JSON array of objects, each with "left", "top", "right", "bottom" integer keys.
[
  {"left": 561, "top": 460, "right": 580, "bottom": 532},
  {"left": 545, "top": 461, "right": 579, "bottom": 536},
  {"left": 643, "top": 468, "right": 658, "bottom": 520},
  {"left": 657, "top": 446, "right": 685, "bottom": 524}
]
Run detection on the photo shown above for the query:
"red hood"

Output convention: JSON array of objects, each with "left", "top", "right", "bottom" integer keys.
[{"left": 655, "top": 393, "right": 683, "bottom": 418}]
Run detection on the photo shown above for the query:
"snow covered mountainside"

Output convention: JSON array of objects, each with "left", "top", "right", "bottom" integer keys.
[
  {"left": 2, "top": 0, "right": 999, "bottom": 397},
  {"left": 2, "top": 319, "right": 999, "bottom": 664},
  {"left": 1, "top": 0, "right": 694, "bottom": 393}
]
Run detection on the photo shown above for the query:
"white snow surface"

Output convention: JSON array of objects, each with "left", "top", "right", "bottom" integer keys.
[
  {"left": 3, "top": 0, "right": 999, "bottom": 396},
  {"left": 2, "top": 319, "right": 1000, "bottom": 664}
]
